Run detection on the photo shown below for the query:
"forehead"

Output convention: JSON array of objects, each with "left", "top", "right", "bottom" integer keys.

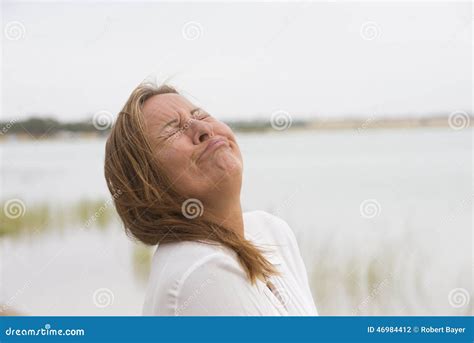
[{"left": 142, "top": 93, "right": 196, "bottom": 126}]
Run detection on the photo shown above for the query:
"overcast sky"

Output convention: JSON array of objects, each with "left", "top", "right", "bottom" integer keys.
[{"left": 2, "top": 1, "right": 472, "bottom": 122}]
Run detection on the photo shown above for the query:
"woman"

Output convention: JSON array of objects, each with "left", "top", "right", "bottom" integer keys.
[{"left": 104, "top": 83, "right": 318, "bottom": 316}]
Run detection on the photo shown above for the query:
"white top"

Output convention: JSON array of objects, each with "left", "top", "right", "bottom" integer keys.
[{"left": 142, "top": 210, "right": 318, "bottom": 316}]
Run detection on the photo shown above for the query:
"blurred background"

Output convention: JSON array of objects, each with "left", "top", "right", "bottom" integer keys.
[{"left": 0, "top": 0, "right": 472, "bottom": 316}]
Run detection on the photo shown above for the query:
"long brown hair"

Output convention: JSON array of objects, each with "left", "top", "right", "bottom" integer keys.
[{"left": 104, "top": 83, "right": 279, "bottom": 285}]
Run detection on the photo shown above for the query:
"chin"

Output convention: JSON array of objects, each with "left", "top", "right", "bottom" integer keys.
[
  {"left": 218, "top": 153, "right": 242, "bottom": 174},
  {"left": 206, "top": 158, "right": 242, "bottom": 187}
]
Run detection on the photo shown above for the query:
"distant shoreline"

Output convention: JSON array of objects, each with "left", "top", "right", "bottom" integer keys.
[{"left": 0, "top": 115, "right": 470, "bottom": 141}]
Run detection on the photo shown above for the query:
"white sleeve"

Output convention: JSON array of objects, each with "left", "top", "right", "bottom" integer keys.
[{"left": 173, "top": 253, "right": 277, "bottom": 316}]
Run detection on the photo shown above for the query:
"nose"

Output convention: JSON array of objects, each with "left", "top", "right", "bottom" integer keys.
[{"left": 190, "top": 119, "right": 214, "bottom": 145}]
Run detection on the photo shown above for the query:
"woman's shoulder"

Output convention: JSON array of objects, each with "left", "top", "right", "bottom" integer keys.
[
  {"left": 149, "top": 240, "right": 238, "bottom": 282},
  {"left": 243, "top": 210, "right": 297, "bottom": 246},
  {"left": 143, "top": 240, "right": 243, "bottom": 315}
]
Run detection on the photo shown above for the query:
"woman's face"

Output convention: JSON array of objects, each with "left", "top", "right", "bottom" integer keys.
[{"left": 142, "top": 93, "right": 243, "bottom": 201}]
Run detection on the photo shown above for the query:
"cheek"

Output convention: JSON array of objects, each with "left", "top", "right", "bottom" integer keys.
[
  {"left": 156, "top": 140, "right": 190, "bottom": 171},
  {"left": 217, "top": 123, "right": 239, "bottom": 146},
  {"left": 222, "top": 127, "right": 242, "bottom": 161},
  {"left": 158, "top": 149, "right": 195, "bottom": 192}
]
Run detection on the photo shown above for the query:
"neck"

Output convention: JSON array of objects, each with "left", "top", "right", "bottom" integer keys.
[{"left": 205, "top": 196, "right": 244, "bottom": 239}]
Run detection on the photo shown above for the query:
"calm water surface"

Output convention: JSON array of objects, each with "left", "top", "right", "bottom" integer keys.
[{"left": 1, "top": 128, "right": 472, "bottom": 315}]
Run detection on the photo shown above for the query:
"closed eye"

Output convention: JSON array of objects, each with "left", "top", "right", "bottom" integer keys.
[
  {"left": 159, "top": 118, "right": 182, "bottom": 140},
  {"left": 167, "top": 128, "right": 179, "bottom": 138},
  {"left": 167, "top": 122, "right": 183, "bottom": 138}
]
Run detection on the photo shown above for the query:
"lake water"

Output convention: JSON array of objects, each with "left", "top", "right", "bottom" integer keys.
[{"left": 1, "top": 128, "right": 472, "bottom": 315}]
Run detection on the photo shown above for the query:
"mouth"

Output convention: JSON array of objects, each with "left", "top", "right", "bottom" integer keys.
[{"left": 198, "top": 137, "right": 228, "bottom": 161}]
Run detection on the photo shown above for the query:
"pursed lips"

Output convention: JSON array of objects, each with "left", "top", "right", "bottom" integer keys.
[{"left": 198, "top": 137, "right": 228, "bottom": 161}]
